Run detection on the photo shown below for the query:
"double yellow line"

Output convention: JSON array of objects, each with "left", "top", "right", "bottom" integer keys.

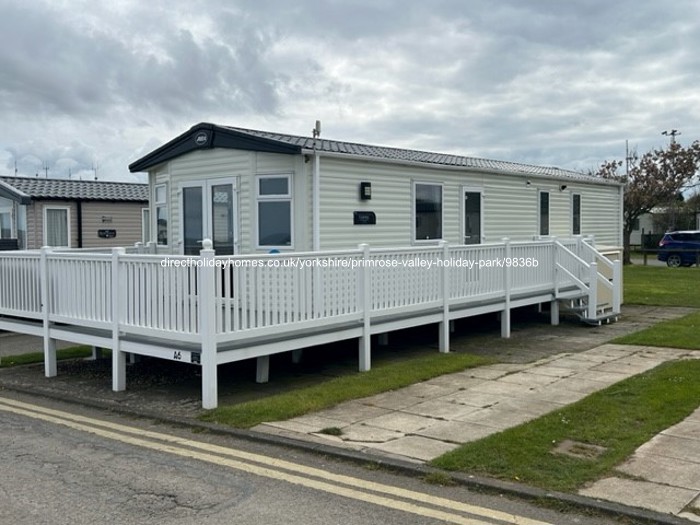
[{"left": 0, "top": 396, "right": 553, "bottom": 525}]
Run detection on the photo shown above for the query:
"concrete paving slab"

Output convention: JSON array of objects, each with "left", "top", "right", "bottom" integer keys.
[
  {"left": 466, "top": 379, "right": 534, "bottom": 397},
  {"left": 544, "top": 356, "right": 603, "bottom": 370},
  {"left": 337, "top": 424, "right": 404, "bottom": 443},
  {"left": 463, "top": 367, "right": 514, "bottom": 380},
  {"left": 569, "top": 369, "right": 629, "bottom": 385},
  {"left": 661, "top": 420, "right": 700, "bottom": 440},
  {"left": 618, "top": 453, "right": 700, "bottom": 491},
  {"left": 401, "top": 399, "right": 482, "bottom": 420},
  {"left": 497, "top": 371, "right": 563, "bottom": 387},
  {"left": 256, "top": 415, "right": 347, "bottom": 434},
  {"left": 580, "top": 477, "right": 698, "bottom": 515},
  {"left": 454, "top": 406, "right": 540, "bottom": 429},
  {"left": 553, "top": 377, "right": 615, "bottom": 395},
  {"left": 314, "top": 402, "right": 392, "bottom": 424},
  {"left": 527, "top": 385, "right": 587, "bottom": 405},
  {"left": 439, "top": 390, "right": 510, "bottom": 408},
  {"left": 397, "top": 382, "right": 460, "bottom": 399},
  {"left": 251, "top": 423, "right": 366, "bottom": 450},
  {"left": 423, "top": 374, "right": 487, "bottom": 389},
  {"left": 636, "top": 434, "right": 700, "bottom": 464},
  {"left": 491, "top": 395, "right": 563, "bottom": 416},
  {"left": 590, "top": 359, "right": 662, "bottom": 375},
  {"left": 415, "top": 419, "right": 497, "bottom": 444},
  {"left": 687, "top": 408, "right": 700, "bottom": 423},
  {"left": 358, "top": 391, "right": 424, "bottom": 411},
  {"left": 362, "top": 411, "right": 434, "bottom": 433},
  {"left": 365, "top": 435, "right": 458, "bottom": 461},
  {"left": 526, "top": 365, "right": 578, "bottom": 378}
]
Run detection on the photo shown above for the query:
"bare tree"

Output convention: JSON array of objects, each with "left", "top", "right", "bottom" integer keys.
[{"left": 596, "top": 140, "right": 700, "bottom": 264}]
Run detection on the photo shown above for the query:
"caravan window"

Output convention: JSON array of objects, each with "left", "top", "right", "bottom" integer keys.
[
  {"left": 414, "top": 182, "right": 443, "bottom": 242},
  {"left": 256, "top": 175, "right": 292, "bottom": 248}
]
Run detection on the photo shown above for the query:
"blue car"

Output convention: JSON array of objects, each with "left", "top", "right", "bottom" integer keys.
[{"left": 657, "top": 231, "right": 700, "bottom": 267}]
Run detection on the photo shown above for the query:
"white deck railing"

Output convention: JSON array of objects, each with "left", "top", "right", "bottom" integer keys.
[{"left": 0, "top": 237, "right": 621, "bottom": 408}]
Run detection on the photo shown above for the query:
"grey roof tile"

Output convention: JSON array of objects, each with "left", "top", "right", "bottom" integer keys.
[
  {"left": 222, "top": 125, "right": 610, "bottom": 184},
  {"left": 0, "top": 176, "right": 148, "bottom": 201}
]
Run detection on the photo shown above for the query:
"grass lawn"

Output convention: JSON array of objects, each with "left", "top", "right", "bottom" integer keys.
[
  {"left": 0, "top": 346, "right": 93, "bottom": 368},
  {"left": 624, "top": 265, "right": 700, "bottom": 307},
  {"left": 431, "top": 359, "right": 700, "bottom": 492},
  {"left": 201, "top": 352, "right": 492, "bottom": 428},
  {"left": 613, "top": 310, "right": 700, "bottom": 350}
]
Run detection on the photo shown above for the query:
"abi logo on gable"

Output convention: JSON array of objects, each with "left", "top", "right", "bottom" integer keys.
[{"left": 194, "top": 132, "right": 208, "bottom": 146}]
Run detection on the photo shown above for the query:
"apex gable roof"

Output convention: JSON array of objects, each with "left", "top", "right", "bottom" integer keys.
[
  {"left": 130, "top": 122, "right": 615, "bottom": 185},
  {"left": 0, "top": 176, "right": 148, "bottom": 202}
]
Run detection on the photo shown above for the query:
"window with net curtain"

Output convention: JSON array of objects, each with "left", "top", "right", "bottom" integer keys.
[
  {"left": 45, "top": 207, "right": 69, "bottom": 247},
  {"left": 0, "top": 196, "right": 11, "bottom": 238}
]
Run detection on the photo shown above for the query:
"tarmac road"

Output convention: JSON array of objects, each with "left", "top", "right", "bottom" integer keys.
[{"left": 0, "top": 392, "right": 622, "bottom": 525}]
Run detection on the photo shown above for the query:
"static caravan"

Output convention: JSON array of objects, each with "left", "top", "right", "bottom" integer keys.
[
  {"left": 129, "top": 123, "right": 623, "bottom": 256},
  {"left": 0, "top": 124, "right": 624, "bottom": 410},
  {"left": 0, "top": 176, "right": 148, "bottom": 250}
]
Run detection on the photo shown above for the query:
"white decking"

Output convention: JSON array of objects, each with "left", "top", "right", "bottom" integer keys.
[{"left": 0, "top": 237, "right": 621, "bottom": 408}]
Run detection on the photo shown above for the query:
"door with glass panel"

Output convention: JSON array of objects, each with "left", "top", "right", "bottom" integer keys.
[{"left": 181, "top": 179, "right": 237, "bottom": 255}]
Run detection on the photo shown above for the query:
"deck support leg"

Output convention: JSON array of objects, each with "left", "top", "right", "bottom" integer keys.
[
  {"left": 358, "top": 243, "right": 371, "bottom": 372},
  {"left": 450, "top": 320, "right": 455, "bottom": 333},
  {"left": 112, "top": 348, "right": 126, "bottom": 391},
  {"left": 500, "top": 308, "right": 511, "bottom": 338},
  {"left": 359, "top": 336, "right": 371, "bottom": 372},
  {"left": 439, "top": 322, "right": 450, "bottom": 353},
  {"left": 550, "top": 300, "right": 560, "bottom": 326},
  {"left": 43, "top": 337, "right": 57, "bottom": 378},
  {"left": 90, "top": 346, "right": 103, "bottom": 360},
  {"left": 111, "top": 248, "right": 126, "bottom": 392},
  {"left": 201, "top": 355, "right": 217, "bottom": 409},
  {"left": 256, "top": 355, "right": 270, "bottom": 383},
  {"left": 200, "top": 240, "right": 218, "bottom": 410},
  {"left": 378, "top": 333, "right": 389, "bottom": 346},
  {"left": 501, "top": 238, "right": 512, "bottom": 339},
  {"left": 291, "top": 349, "right": 303, "bottom": 364}
]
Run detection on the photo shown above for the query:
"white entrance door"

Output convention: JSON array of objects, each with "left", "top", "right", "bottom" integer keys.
[
  {"left": 181, "top": 179, "right": 237, "bottom": 255},
  {"left": 463, "top": 188, "right": 482, "bottom": 245}
]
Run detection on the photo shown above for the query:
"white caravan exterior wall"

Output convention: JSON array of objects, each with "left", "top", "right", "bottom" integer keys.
[
  {"left": 315, "top": 155, "right": 622, "bottom": 249},
  {"left": 148, "top": 148, "right": 309, "bottom": 254},
  {"left": 146, "top": 148, "right": 622, "bottom": 254}
]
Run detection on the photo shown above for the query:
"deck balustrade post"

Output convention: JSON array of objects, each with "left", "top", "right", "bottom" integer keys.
[
  {"left": 588, "top": 262, "right": 598, "bottom": 320},
  {"left": 134, "top": 242, "right": 143, "bottom": 254},
  {"left": 112, "top": 247, "right": 126, "bottom": 391},
  {"left": 439, "top": 240, "right": 450, "bottom": 353},
  {"left": 358, "top": 243, "right": 371, "bottom": 371},
  {"left": 551, "top": 237, "right": 560, "bottom": 326},
  {"left": 199, "top": 239, "right": 218, "bottom": 409},
  {"left": 501, "top": 238, "right": 511, "bottom": 338},
  {"left": 612, "top": 259, "right": 621, "bottom": 314},
  {"left": 40, "top": 246, "right": 57, "bottom": 377}
]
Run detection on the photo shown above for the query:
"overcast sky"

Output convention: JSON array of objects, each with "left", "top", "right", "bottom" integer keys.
[{"left": 1, "top": 0, "right": 699, "bottom": 182}]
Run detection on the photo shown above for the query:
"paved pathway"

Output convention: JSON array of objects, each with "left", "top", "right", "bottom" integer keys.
[
  {"left": 581, "top": 406, "right": 700, "bottom": 521},
  {"left": 255, "top": 343, "right": 700, "bottom": 518}
]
